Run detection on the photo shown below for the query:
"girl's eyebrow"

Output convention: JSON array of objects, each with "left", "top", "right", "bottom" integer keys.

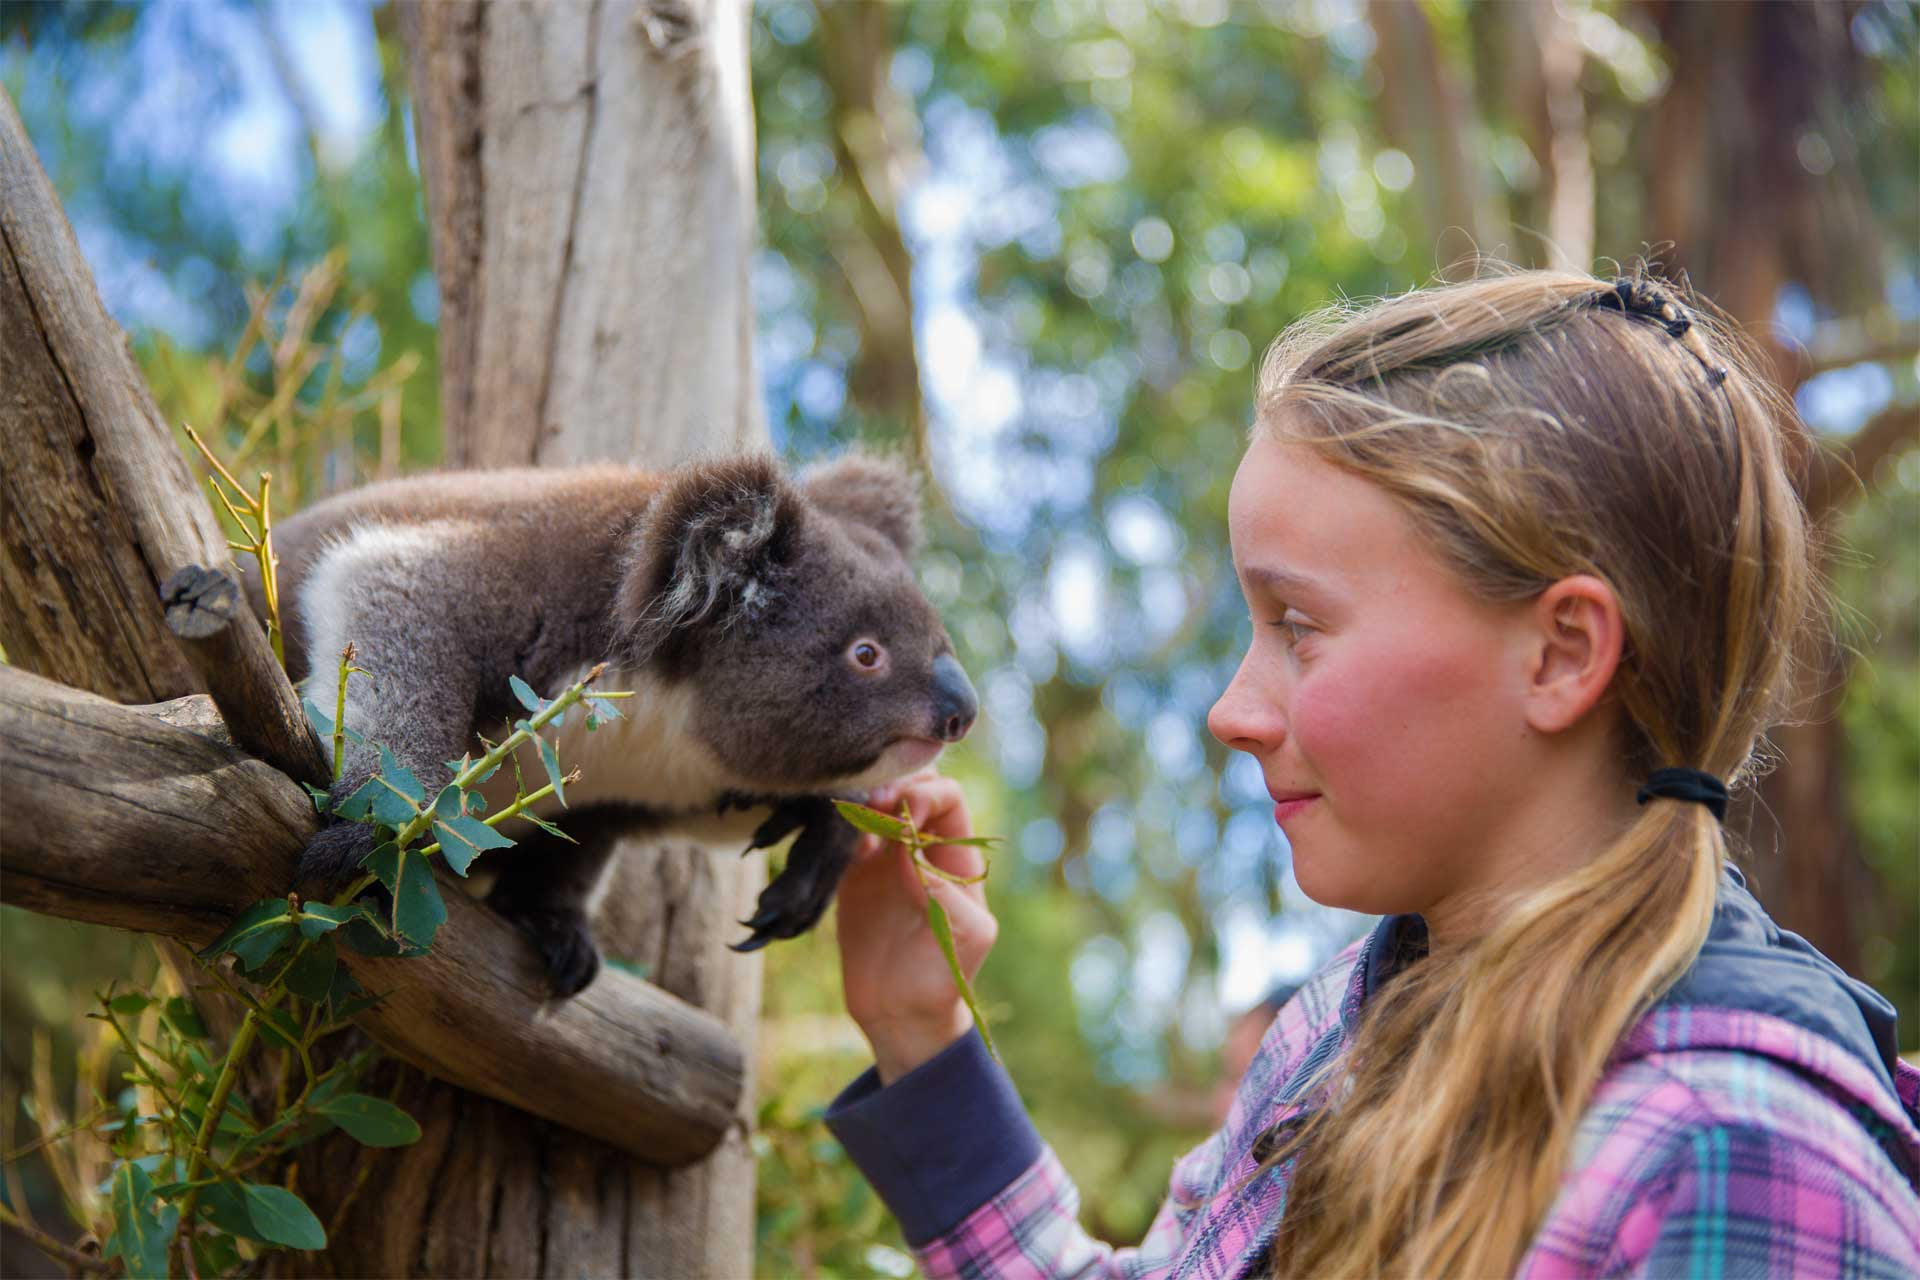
[{"left": 1241, "top": 564, "right": 1324, "bottom": 599}]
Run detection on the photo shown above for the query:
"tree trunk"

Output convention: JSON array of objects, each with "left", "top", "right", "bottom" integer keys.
[{"left": 297, "top": 4, "right": 766, "bottom": 1275}]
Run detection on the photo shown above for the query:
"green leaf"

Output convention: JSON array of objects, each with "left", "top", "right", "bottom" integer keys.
[
  {"left": 585, "top": 695, "right": 623, "bottom": 727},
  {"left": 163, "top": 996, "right": 207, "bottom": 1040},
  {"left": 832, "top": 801, "right": 916, "bottom": 842},
  {"left": 193, "top": 1228, "right": 244, "bottom": 1277},
  {"left": 433, "top": 784, "right": 463, "bottom": 819},
  {"left": 508, "top": 673, "right": 543, "bottom": 712},
  {"left": 241, "top": 1182, "right": 327, "bottom": 1251},
  {"left": 200, "top": 899, "right": 296, "bottom": 970},
  {"left": 432, "top": 815, "right": 516, "bottom": 876},
  {"left": 109, "top": 992, "right": 151, "bottom": 1016},
  {"left": 295, "top": 901, "right": 367, "bottom": 940},
  {"left": 332, "top": 777, "right": 381, "bottom": 821},
  {"left": 369, "top": 774, "right": 422, "bottom": 828},
  {"left": 283, "top": 937, "right": 338, "bottom": 1004},
  {"left": 302, "top": 697, "right": 334, "bottom": 738},
  {"left": 925, "top": 893, "right": 998, "bottom": 1063},
  {"left": 338, "top": 912, "right": 405, "bottom": 958},
  {"left": 323, "top": 962, "right": 366, "bottom": 1016},
  {"left": 303, "top": 782, "right": 333, "bottom": 813},
  {"left": 313, "top": 1093, "right": 422, "bottom": 1147},
  {"left": 373, "top": 848, "right": 446, "bottom": 948},
  {"left": 538, "top": 735, "right": 566, "bottom": 805},
  {"left": 376, "top": 745, "right": 425, "bottom": 804},
  {"left": 104, "top": 1160, "right": 173, "bottom": 1280},
  {"left": 522, "top": 813, "right": 577, "bottom": 843},
  {"left": 197, "top": 1180, "right": 257, "bottom": 1239}
]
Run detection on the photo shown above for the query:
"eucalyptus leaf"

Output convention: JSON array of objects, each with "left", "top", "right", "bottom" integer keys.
[
  {"left": 832, "top": 801, "right": 915, "bottom": 843},
  {"left": 109, "top": 992, "right": 151, "bottom": 1016},
  {"left": 241, "top": 1182, "right": 327, "bottom": 1251},
  {"left": 332, "top": 776, "right": 381, "bottom": 821},
  {"left": 433, "top": 783, "right": 463, "bottom": 819},
  {"left": 388, "top": 850, "right": 447, "bottom": 947},
  {"left": 199, "top": 899, "right": 294, "bottom": 964},
  {"left": 313, "top": 1093, "right": 422, "bottom": 1147},
  {"left": 197, "top": 1180, "right": 256, "bottom": 1239},
  {"left": 295, "top": 901, "right": 367, "bottom": 940},
  {"left": 522, "top": 813, "right": 577, "bottom": 843},
  {"left": 509, "top": 673, "right": 542, "bottom": 712},
  {"left": 925, "top": 893, "right": 997, "bottom": 1062},
  {"left": 538, "top": 735, "right": 566, "bottom": 805},
  {"left": 338, "top": 913, "right": 405, "bottom": 958},
  {"left": 283, "top": 937, "right": 338, "bottom": 1004},
  {"left": 431, "top": 815, "right": 514, "bottom": 876},
  {"left": 162, "top": 996, "right": 207, "bottom": 1040},
  {"left": 370, "top": 774, "right": 422, "bottom": 827},
  {"left": 302, "top": 697, "right": 334, "bottom": 737},
  {"left": 376, "top": 744, "right": 425, "bottom": 804},
  {"left": 104, "top": 1160, "right": 171, "bottom": 1280}
]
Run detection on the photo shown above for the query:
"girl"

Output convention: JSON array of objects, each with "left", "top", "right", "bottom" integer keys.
[{"left": 823, "top": 271, "right": 1920, "bottom": 1277}]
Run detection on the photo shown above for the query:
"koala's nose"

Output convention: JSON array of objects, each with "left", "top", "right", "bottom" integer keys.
[{"left": 931, "top": 654, "right": 978, "bottom": 743}]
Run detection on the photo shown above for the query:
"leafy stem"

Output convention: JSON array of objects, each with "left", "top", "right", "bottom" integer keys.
[
  {"left": 832, "top": 800, "right": 1002, "bottom": 1062},
  {"left": 182, "top": 423, "right": 286, "bottom": 667}
]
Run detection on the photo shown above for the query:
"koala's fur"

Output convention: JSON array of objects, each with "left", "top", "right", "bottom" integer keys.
[{"left": 251, "top": 454, "right": 976, "bottom": 996}]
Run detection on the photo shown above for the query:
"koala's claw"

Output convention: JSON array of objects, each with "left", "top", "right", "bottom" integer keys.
[
  {"left": 730, "top": 867, "right": 834, "bottom": 951},
  {"left": 298, "top": 821, "right": 378, "bottom": 887},
  {"left": 498, "top": 906, "right": 601, "bottom": 997}
]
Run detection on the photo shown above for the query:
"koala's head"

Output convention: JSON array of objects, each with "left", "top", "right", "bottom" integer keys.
[{"left": 615, "top": 454, "right": 977, "bottom": 791}]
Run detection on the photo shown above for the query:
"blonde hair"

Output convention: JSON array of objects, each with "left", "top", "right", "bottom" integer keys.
[{"left": 1252, "top": 269, "right": 1812, "bottom": 1277}]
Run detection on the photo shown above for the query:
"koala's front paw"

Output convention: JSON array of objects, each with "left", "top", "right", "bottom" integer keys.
[
  {"left": 496, "top": 905, "right": 601, "bottom": 998},
  {"left": 298, "top": 822, "right": 378, "bottom": 888},
  {"left": 732, "top": 808, "right": 856, "bottom": 952}
]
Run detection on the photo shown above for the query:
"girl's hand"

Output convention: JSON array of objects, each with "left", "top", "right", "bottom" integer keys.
[{"left": 836, "top": 771, "right": 999, "bottom": 1084}]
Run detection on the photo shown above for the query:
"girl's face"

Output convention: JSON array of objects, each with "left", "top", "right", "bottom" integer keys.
[{"left": 1207, "top": 436, "right": 1544, "bottom": 920}]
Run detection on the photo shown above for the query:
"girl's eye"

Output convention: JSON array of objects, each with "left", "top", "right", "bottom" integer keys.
[
  {"left": 848, "top": 639, "right": 887, "bottom": 672},
  {"left": 1273, "top": 615, "right": 1316, "bottom": 648}
]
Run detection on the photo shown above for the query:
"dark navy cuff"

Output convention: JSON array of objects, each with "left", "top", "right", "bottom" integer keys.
[{"left": 824, "top": 1028, "right": 1044, "bottom": 1246}]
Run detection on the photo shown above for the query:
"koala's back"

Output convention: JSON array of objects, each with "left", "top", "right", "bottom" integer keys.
[{"left": 252, "top": 466, "right": 665, "bottom": 682}]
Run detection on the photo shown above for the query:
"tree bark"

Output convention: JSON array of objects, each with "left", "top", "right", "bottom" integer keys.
[
  {"left": 1366, "top": 0, "right": 1504, "bottom": 273},
  {"left": 334, "top": 3, "right": 767, "bottom": 1274},
  {"left": 0, "top": 667, "right": 743, "bottom": 1166},
  {"left": 0, "top": 90, "right": 324, "bottom": 785}
]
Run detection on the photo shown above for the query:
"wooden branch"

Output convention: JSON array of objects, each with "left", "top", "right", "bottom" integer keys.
[
  {"left": 1805, "top": 400, "right": 1920, "bottom": 523},
  {"left": 0, "top": 90, "right": 325, "bottom": 785},
  {"left": 0, "top": 666, "right": 744, "bottom": 1166}
]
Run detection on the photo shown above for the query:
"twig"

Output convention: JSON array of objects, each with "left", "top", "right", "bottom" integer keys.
[{"left": 0, "top": 1202, "right": 116, "bottom": 1275}]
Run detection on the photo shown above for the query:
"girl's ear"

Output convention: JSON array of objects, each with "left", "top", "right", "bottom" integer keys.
[{"left": 1523, "top": 574, "right": 1625, "bottom": 735}]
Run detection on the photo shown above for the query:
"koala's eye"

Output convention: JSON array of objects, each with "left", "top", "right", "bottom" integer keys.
[{"left": 847, "top": 638, "right": 888, "bottom": 674}]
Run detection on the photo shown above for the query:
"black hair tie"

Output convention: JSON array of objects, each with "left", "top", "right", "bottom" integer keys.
[{"left": 1636, "top": 767, "right": 1729, "bottom": 822}]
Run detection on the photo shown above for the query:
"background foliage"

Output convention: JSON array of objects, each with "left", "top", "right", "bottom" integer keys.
[{"left": 4, "top": 2, "right": 1915, "bottom": 1275}]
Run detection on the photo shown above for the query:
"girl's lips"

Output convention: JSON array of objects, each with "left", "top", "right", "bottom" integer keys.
[{"left": 1272, "top": 794, "right": 1319, "bottom": 823}]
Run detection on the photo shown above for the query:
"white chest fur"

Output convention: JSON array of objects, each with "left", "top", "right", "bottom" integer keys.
[{"left": 470, "top": 665, "right": 769, "bottom": 845}]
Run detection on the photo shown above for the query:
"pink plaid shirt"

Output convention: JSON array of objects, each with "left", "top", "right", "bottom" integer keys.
[{"left": 829, "top": 875, "right": 1920, "bottom": 1278}]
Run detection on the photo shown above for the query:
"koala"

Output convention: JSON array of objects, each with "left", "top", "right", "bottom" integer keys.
[{"left": 249, "top": 454, "right": 977, "bottom": 997}]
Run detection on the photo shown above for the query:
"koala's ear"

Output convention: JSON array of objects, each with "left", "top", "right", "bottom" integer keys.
[
  {"left": 616, "top": 456, "right": 800, "bottom": 661},
  {"left": 802, "top": 454, "right": 921, "bottom": 556}
]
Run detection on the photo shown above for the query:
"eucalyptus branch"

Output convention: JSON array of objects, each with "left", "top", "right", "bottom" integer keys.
[
  {"left": 391, "top": 662, "right": 619, "bottom": 852},
  {"left": 332, "top": 643, "right": 367, "bottom": 782},
  {"left": 415, "top": 770, "right": 579, "bottom": 858},
  {"left": 2, "top": 1107, "right": 111, "bottom": 1164},
  {"left": 93, "top": 1001, "right": 184, "bottom": 1126},
  {"left": 172, "top": 1004, "right": 270, "bottom": 1242}
]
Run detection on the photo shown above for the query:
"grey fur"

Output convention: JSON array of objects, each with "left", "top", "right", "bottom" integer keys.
[{"left": 250, "top": 453, "right": 976, "bottom": 995}]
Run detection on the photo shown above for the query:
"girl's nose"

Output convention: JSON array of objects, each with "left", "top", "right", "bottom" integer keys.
[{"left": 1208, "top": 661, "right": 1284, "bottom": 755}]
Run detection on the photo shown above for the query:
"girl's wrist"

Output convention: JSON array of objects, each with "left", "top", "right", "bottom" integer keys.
[{"left": 862, "top": 1005, "right": 974, "bottom": 1085}]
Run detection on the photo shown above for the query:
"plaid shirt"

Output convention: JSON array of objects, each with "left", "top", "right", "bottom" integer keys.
[{"left": 830, "top": 884, "right": 1920, "bottom": 1279}]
